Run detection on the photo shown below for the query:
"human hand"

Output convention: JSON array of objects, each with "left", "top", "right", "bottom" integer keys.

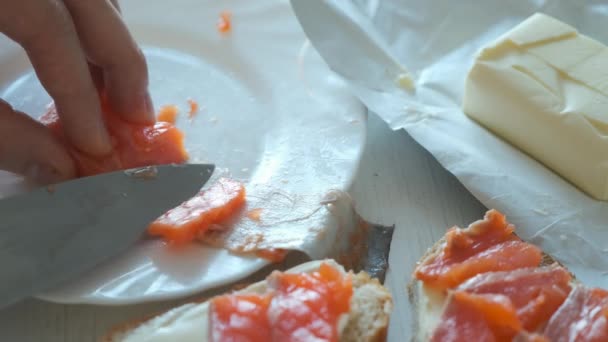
[{"left": 0, "top": 0, "right": 153, "bottom": 184}]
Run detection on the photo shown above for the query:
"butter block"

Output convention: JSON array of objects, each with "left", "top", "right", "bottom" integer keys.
[{"left": 463, "top": 13, "right": 608, "bottom": 200}]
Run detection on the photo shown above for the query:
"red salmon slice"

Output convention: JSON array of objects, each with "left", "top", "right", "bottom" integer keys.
[
  {"left": 415, "top": 210, "right": 542, "bottom": 289},
  {"left": 268, "top": 263, "right": 353, "bottom": 342},
  {"left": 217, "top": 11, "right": 232, "bottom": 33},
  {"left": 431, "top": 291, "right": 522, "bottom": 342},
  {"left": 457, "top": 265, "right": 572, "bottom": 331},
  {"left": 255, "top": 248, "right": 288, "bottom": 263},
  {"left": 157, "top": 105, "right": 179, "bottom": 124},
  {"left": 148, "top": 178, "right": 246, "bottom": 244},
  {"left": 187, "top": 99, "right": 199, "bottom": 118},
  {"left": 209, "top": 263, "right": 353, "bottom": 342},
  {"left": 543, "top": 286, "right": 608, "bottom": 342},
  {"left": 41, "top": 103, "right": 188, "bottom": 177},
  {"left": 210, "top": 294, "right": 272, "bottom": 342}
]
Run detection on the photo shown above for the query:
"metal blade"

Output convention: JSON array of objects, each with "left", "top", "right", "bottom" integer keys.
[{"left": 0, "top": 163, "right": 214, "bottom": 309}]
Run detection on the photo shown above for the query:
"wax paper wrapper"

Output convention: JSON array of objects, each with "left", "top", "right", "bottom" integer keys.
[
  {"left": 202, "top": 186, "right": 395, "bottom": 283},
  {"left": 291, "top": 0, "right": 608, "bottom": 287}
]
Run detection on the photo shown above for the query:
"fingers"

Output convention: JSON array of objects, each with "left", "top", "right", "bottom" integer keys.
[
  {"left": 0, "top": 100, "right": 75, "bottom": 184},
  {"left": 0, "top": 0, "right": 112, "bottom": 156},
  {"left": 109, "top": 0, "right": 121, "bottom": 12},
  {"left": 63, "top": 0, "right": 155, "bottom": 124},
  {"left": 88, "top": 0, "right": 120, "bottom": 91}
]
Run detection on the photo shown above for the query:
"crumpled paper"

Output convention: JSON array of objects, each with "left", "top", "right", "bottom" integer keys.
[
  {"left": 202, "top": 185, "right": 394, "bottom": 280},
  {"left": 291, "top": 0, "right": 608, "bottom": 287}
]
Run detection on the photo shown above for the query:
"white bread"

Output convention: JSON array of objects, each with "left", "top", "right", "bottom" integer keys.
[{"left": 103, "top": 259, "right": 392, "bottom": 342}]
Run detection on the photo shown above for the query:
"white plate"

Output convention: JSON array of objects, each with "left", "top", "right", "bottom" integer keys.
[{"left": 0, "top": 0, "right": 366, "bottom": 304}]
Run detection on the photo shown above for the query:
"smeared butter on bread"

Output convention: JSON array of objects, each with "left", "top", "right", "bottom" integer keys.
[
  {"left": 104, "top": 260, "right": 392, "bottom": 342},
  {"left": 410, "top": 282, "right": 446, "bottom": 342}
]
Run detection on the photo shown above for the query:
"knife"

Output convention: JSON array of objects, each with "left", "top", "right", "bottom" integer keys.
[{"left": 0, "top": 163, "right": 214, "bottom": 309}]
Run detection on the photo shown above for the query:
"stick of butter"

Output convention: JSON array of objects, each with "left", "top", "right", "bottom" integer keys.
[{"left": 463, "top": 13, "right": 608, "bottom": 200}]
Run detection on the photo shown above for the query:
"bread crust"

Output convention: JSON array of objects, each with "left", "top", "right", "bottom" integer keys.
[{"left": 342, "top": 272, "right": 392, "bottom": 342}]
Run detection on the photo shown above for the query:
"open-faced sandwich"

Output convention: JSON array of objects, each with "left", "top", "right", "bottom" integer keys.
[
  {"left": 411, "top": 209, "right": 608, "bottom": 341},
  {"left": 103, "top": 259, "right": 392, "bottom": 342}
]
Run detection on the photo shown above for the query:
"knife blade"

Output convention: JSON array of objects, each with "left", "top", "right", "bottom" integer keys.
[{"left": 0, "top": 163, "right": 214, "bottom": 309}]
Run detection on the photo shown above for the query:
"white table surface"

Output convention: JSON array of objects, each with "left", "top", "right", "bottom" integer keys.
[{"left": 0, "top": 112, "right": 487, "bottom": 341}]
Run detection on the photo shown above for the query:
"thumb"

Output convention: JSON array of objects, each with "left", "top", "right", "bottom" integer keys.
[{"left": 0, "top": 100, "right": 76, "bottom": 184}]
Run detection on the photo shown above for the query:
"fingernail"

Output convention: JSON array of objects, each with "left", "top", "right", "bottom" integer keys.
[
  {"left": 141, "top": 92, "right": 155, "bottom": 123},
  {"left": 91, "top": 119, "right": 113, "bottom": 155},
  {"left": 112, "top": 90, "right": 155, "bottom": 124},
  {"left": 24, "top": 163, "right": 66, "bottom": 185}
]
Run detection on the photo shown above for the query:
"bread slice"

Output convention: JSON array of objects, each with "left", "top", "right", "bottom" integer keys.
[
  {"left": 408, "top": 229, "right": 574, "bottom": 341},
  {"left": 103, "top": 259, "right": 392, "bottom": 342}
]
